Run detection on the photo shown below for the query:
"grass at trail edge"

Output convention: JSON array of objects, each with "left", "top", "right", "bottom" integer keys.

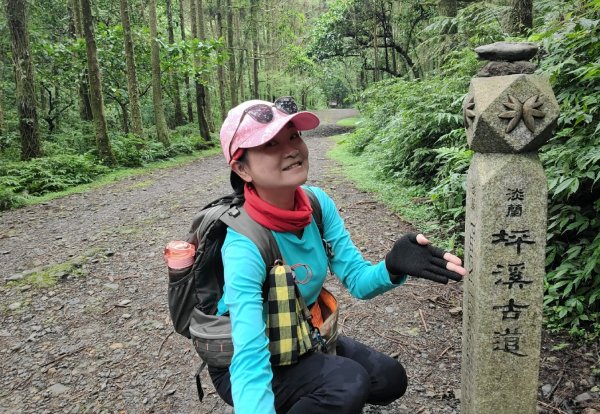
[{"left": 326, "top": 134, "right": 460, "bottom": 253}]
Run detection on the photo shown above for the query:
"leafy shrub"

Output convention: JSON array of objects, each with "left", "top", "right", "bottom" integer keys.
[
  {"left": 0, "top": 186, "right": 28, "bottom": 210},
  {"left": 347, "top": 0, "right": 599, "bottom": 339},
  {"left": 533, "top": 0, "right": 600, "bottom": 339},
  {"left": 0, "top": 154, "right": 109, "bottom": 198},
  {"left": 169, "top": 124, "right": 214, "bottom": 155},
  {"left": 42, "top": 122, "right": 96, "bottom": 157},
  {"left": 349, "top": 53, "right": 472, "bottom": 186},
  {"left": 428, "top": 143, "right": 473, "bottom": 251},
  {"left": 111, "top": 133, "right": 146, "bottom": 167},
  {"left": 140, "top": 140, "right": 170, "bottom": 163}
]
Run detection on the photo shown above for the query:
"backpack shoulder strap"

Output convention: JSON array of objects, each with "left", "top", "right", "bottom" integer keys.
[
  {"left": 304, "top": 187, "right": 323, "bottom": 238},
  {"left": 219, "top": 206, "right": 281, "bottom": 268},
  {"left": 219, "top": 187, "right": 332, "bottom": 267},
  {"left": 304, "top": 187, "right": 334, "bottom": 262}
]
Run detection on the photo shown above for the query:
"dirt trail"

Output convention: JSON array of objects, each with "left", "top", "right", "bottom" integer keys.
[{"left": 0, "top": 109, "right": 596, "bottom": 414}]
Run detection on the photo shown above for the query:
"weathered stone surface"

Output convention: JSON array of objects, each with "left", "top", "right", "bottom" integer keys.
[
  {"left": 463, "top": 74, "right": 559, "bottom": 153},
  {"left": 475, "top": 42, "right": 538, "bottom": 62},
  {"left": 461, "top": 153, "right": 547, "bottom": 414},
  {"left": 477, "top": 61, "right": 537, "bottom": 77}
]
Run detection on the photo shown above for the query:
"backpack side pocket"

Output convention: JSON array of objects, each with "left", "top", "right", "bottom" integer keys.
[
  {"left": 190, "top": 309, "right": 234, "bottom": 368},
  {"left": 167, "top": 267, "right": 196, "bottom": 339}
]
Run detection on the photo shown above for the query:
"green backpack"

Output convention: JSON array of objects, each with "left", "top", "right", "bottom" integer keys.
[{"left": 166, "top": 188, "right": 329, "bottom": 400}]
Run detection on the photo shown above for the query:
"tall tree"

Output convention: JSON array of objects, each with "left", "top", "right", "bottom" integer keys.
[
  {"left": 195, "top": 0, "right": 213, "bottom": 129},
  {"left": 509, "top": 0, "right": 533, "bottom": 36},
  {"left": 120, "top": 0, "right": 144, "bottom": 137},
  {"left": 178, "top": 0, "right": 194, "bottom": 122},
  {"left": 189, "top": 0, "right": 210, "bottom": 139},
  {"left": 236, "top": 8, "right": 246, "bottom": 102},
  {"left": 250, "top": 0, "right": 260, "bottom": 99},
  {"left": 226, "top": 0, "right": 238, "bottom": 106},
  {"left": 69, "top": 0, "right": 93, "bottom": 121},
  {"left": 6, "top": 0, "right": 41, "bottom": 160},
  {"left": 0, "top": 59, "right": 5, "bottom": 145},
  {"left": 215, "top": 0, "right": 227, "bottom": 119},
  {"left": 149, "top": 0, "right": 171, "bottom": 146},
  {"left": 437, "top": 0, "right": 457, "bottom": 18},
  {"left": 81, "top": 0, "right": 115, "bottom": 164},
  {"left": 166, "top": 0, "right": 186, "bottom": 126}
]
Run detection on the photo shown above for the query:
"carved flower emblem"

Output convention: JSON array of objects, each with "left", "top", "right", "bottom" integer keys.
[{"left": 498, "top": 95, "right": 546, "bottom": 133}]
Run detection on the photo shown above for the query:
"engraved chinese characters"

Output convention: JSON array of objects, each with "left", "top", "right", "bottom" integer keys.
[{"left": 460, "top": 42, "right": 557, "bottom": 414}]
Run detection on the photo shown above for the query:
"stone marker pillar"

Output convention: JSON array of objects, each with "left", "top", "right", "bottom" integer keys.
[{"left": 460, "top": 42, "right": 559, "bottom": 414}]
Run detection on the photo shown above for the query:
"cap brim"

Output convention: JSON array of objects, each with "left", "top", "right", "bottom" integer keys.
[
  {"left": 238, "top": 111, "right": 320, "bottom": 149},
  {"left": 288, "top": 111, "right": 320, "bottom": 131}
]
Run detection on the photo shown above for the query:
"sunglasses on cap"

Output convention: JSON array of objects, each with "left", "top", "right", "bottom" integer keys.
[{"left": 228, "top": 96, "right": 299, "bottom": 159}]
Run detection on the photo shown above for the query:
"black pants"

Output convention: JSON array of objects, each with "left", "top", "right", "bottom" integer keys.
[{"left": 208, "top": 336, "right": 408, "bottom": 414}]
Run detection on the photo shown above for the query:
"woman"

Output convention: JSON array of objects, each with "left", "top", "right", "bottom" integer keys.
[{"left": 209, "top": 98, "right": 467, "bottom": 413}]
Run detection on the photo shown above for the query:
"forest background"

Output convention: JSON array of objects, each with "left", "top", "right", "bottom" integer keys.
[{"left": 0, "top": 0, "right": 598, "bottom": 344}]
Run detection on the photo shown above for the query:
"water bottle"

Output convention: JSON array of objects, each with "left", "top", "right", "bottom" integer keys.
[{"left": 164, "top": 240, "right": 195, "bottom": 282}]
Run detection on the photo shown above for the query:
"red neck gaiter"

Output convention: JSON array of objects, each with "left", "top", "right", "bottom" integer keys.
[{"left": 244, "top": 184, "right": 313, "bottom": 232}]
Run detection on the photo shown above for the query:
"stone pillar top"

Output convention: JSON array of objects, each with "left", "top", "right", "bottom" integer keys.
[
  {"left": 475, "top": 42, "right": 539, "bottom": 77},
  {"left": 475, "top": 42, "right": 539, "bottom": 62}
]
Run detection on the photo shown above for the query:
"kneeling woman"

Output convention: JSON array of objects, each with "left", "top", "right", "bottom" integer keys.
[{"left": 209, "top": 98, "right": 466, "bottom": 413}]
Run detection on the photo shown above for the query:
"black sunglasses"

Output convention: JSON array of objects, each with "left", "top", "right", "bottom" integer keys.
[{"left": 229, "top": 96, "right": 299, "bottom": 159}]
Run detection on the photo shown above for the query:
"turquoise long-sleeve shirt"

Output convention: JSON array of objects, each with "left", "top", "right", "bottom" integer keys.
[{"left": 218, "top": 186, "right": 405, "bottom": 413}]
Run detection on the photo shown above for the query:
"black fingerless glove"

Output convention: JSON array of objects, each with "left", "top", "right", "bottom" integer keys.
[{"left": 385, "top": 233, "right": 463, "bottom": 284}]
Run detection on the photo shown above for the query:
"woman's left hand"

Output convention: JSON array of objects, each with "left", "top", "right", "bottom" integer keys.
[{"left": 385, "top": 233, "right": 467, "bottom": 284}]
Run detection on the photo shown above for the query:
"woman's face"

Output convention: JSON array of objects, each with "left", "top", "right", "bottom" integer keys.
[{"left": 236, "top": 124, "right": 309, "bottom": 192}]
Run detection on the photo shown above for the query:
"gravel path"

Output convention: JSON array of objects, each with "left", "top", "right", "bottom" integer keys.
[{"left": 0, "top": 109, "right": 596, "bottom": 414}]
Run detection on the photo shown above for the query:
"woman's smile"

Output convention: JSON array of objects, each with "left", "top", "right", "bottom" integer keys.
[{"left": 282, "top": 160, "right": 303, "bottom": 171}]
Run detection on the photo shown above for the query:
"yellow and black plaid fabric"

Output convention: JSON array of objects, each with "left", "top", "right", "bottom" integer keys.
[{"left": 266, "top": 264, "right": 313, "bottom": 366}]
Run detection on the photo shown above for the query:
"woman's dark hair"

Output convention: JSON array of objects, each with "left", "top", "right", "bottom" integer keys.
[{"left": 230, "top": 150, "right": 248, "bottom": 195}]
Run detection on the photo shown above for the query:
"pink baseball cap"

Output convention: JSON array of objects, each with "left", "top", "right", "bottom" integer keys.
[{"left": 219, "top": 99, "right": 320, "bottom": 164}]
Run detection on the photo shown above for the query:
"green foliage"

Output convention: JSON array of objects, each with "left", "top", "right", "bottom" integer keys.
[
  {"left": 532, "top": 0, "right": 600, "bottom": 339},
  {"left": 0, "top": 186, "right": 28, "bottom": 211},
  {"left": 346, "top": 0, "right": 600, "bottom": 339},
  {"left": 110, "top": 124, "right": 213, "bottom": 167},
  {"left": 0, "top": 155, "right": 109, "bottom": 202},
  {"left": 346, "top": 48, "right": 474, "bottom": 255},
  {"left": 111, "top": 133, "right": 147, "bottom": 167},
  {"left": 428, "top": 144, "right": 473, "bottom": 250},
  {"left": 167, "top": 124, "right": 214, "bottom": 154},
  {"left": 307, "top": 0, "right": 353, "bottom": 62},
  {"left": 41, "top": 121, "right": 96, "bottom": 156},
  {"left": 418, "top": 2, "right": 507, "bottom": 71},
  {"left": 348, "top": 55, "right": 472, "bottom": 185}
]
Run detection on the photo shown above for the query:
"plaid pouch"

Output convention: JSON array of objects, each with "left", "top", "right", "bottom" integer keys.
[{"left": 266, "top": 264, "right": 314, "bottom": 366}]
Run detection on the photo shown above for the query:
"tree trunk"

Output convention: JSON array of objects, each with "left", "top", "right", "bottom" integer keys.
[
  {"left": 237, "top": 48, "right": 245, "bottom": 102},
  {"left": 215, "top": 0, "right": 227, "bottom": 120},
  {"left": 509, "top": 0, "right": 533, "bottom": 36},
  {"left": 120, "top": 0, "right": 144, "bottom": 137},
  {"left": 80, "top": 0, "right": 115, "bottom": 164},
  {"left": 235, "top": 8, "right": 245, "bottom": 102},
  {"left": 250, "top": 0, "right": 259, "bottom": 99},
  {"left": 0, "top": 60, "right": 5, "bottom": 145},
  {"left": 189, "top": 0, "right": 211, "bottom": 140},
  {"left": 437, "top": 0, "right": 457, "bottom": 18},
  {"left": 149, "top": 0, "right": 171, "bottom": 147},
  {"left": 196, "top": 0, "right": 213, "bottom": 131},
  {"left": 179, "top": 0, "right": 194, "bottom": 123},
  {"left": 226, "top": 0, "right": 237, "bottom": 107},
  {"left": 166, "top": 0, "right": 186, "bottom": 126},
  {"left": 6, "top": 0, "right": 41, "bottom": 160},
  {"left": 117, "top": 99, "right": 130, "bottom": 134},
  {"left": 372, "top": 22, "right": 379, "bottom": 82},
  {"left": 70, "top": 0, "right": 93, "bottom": 121}
]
